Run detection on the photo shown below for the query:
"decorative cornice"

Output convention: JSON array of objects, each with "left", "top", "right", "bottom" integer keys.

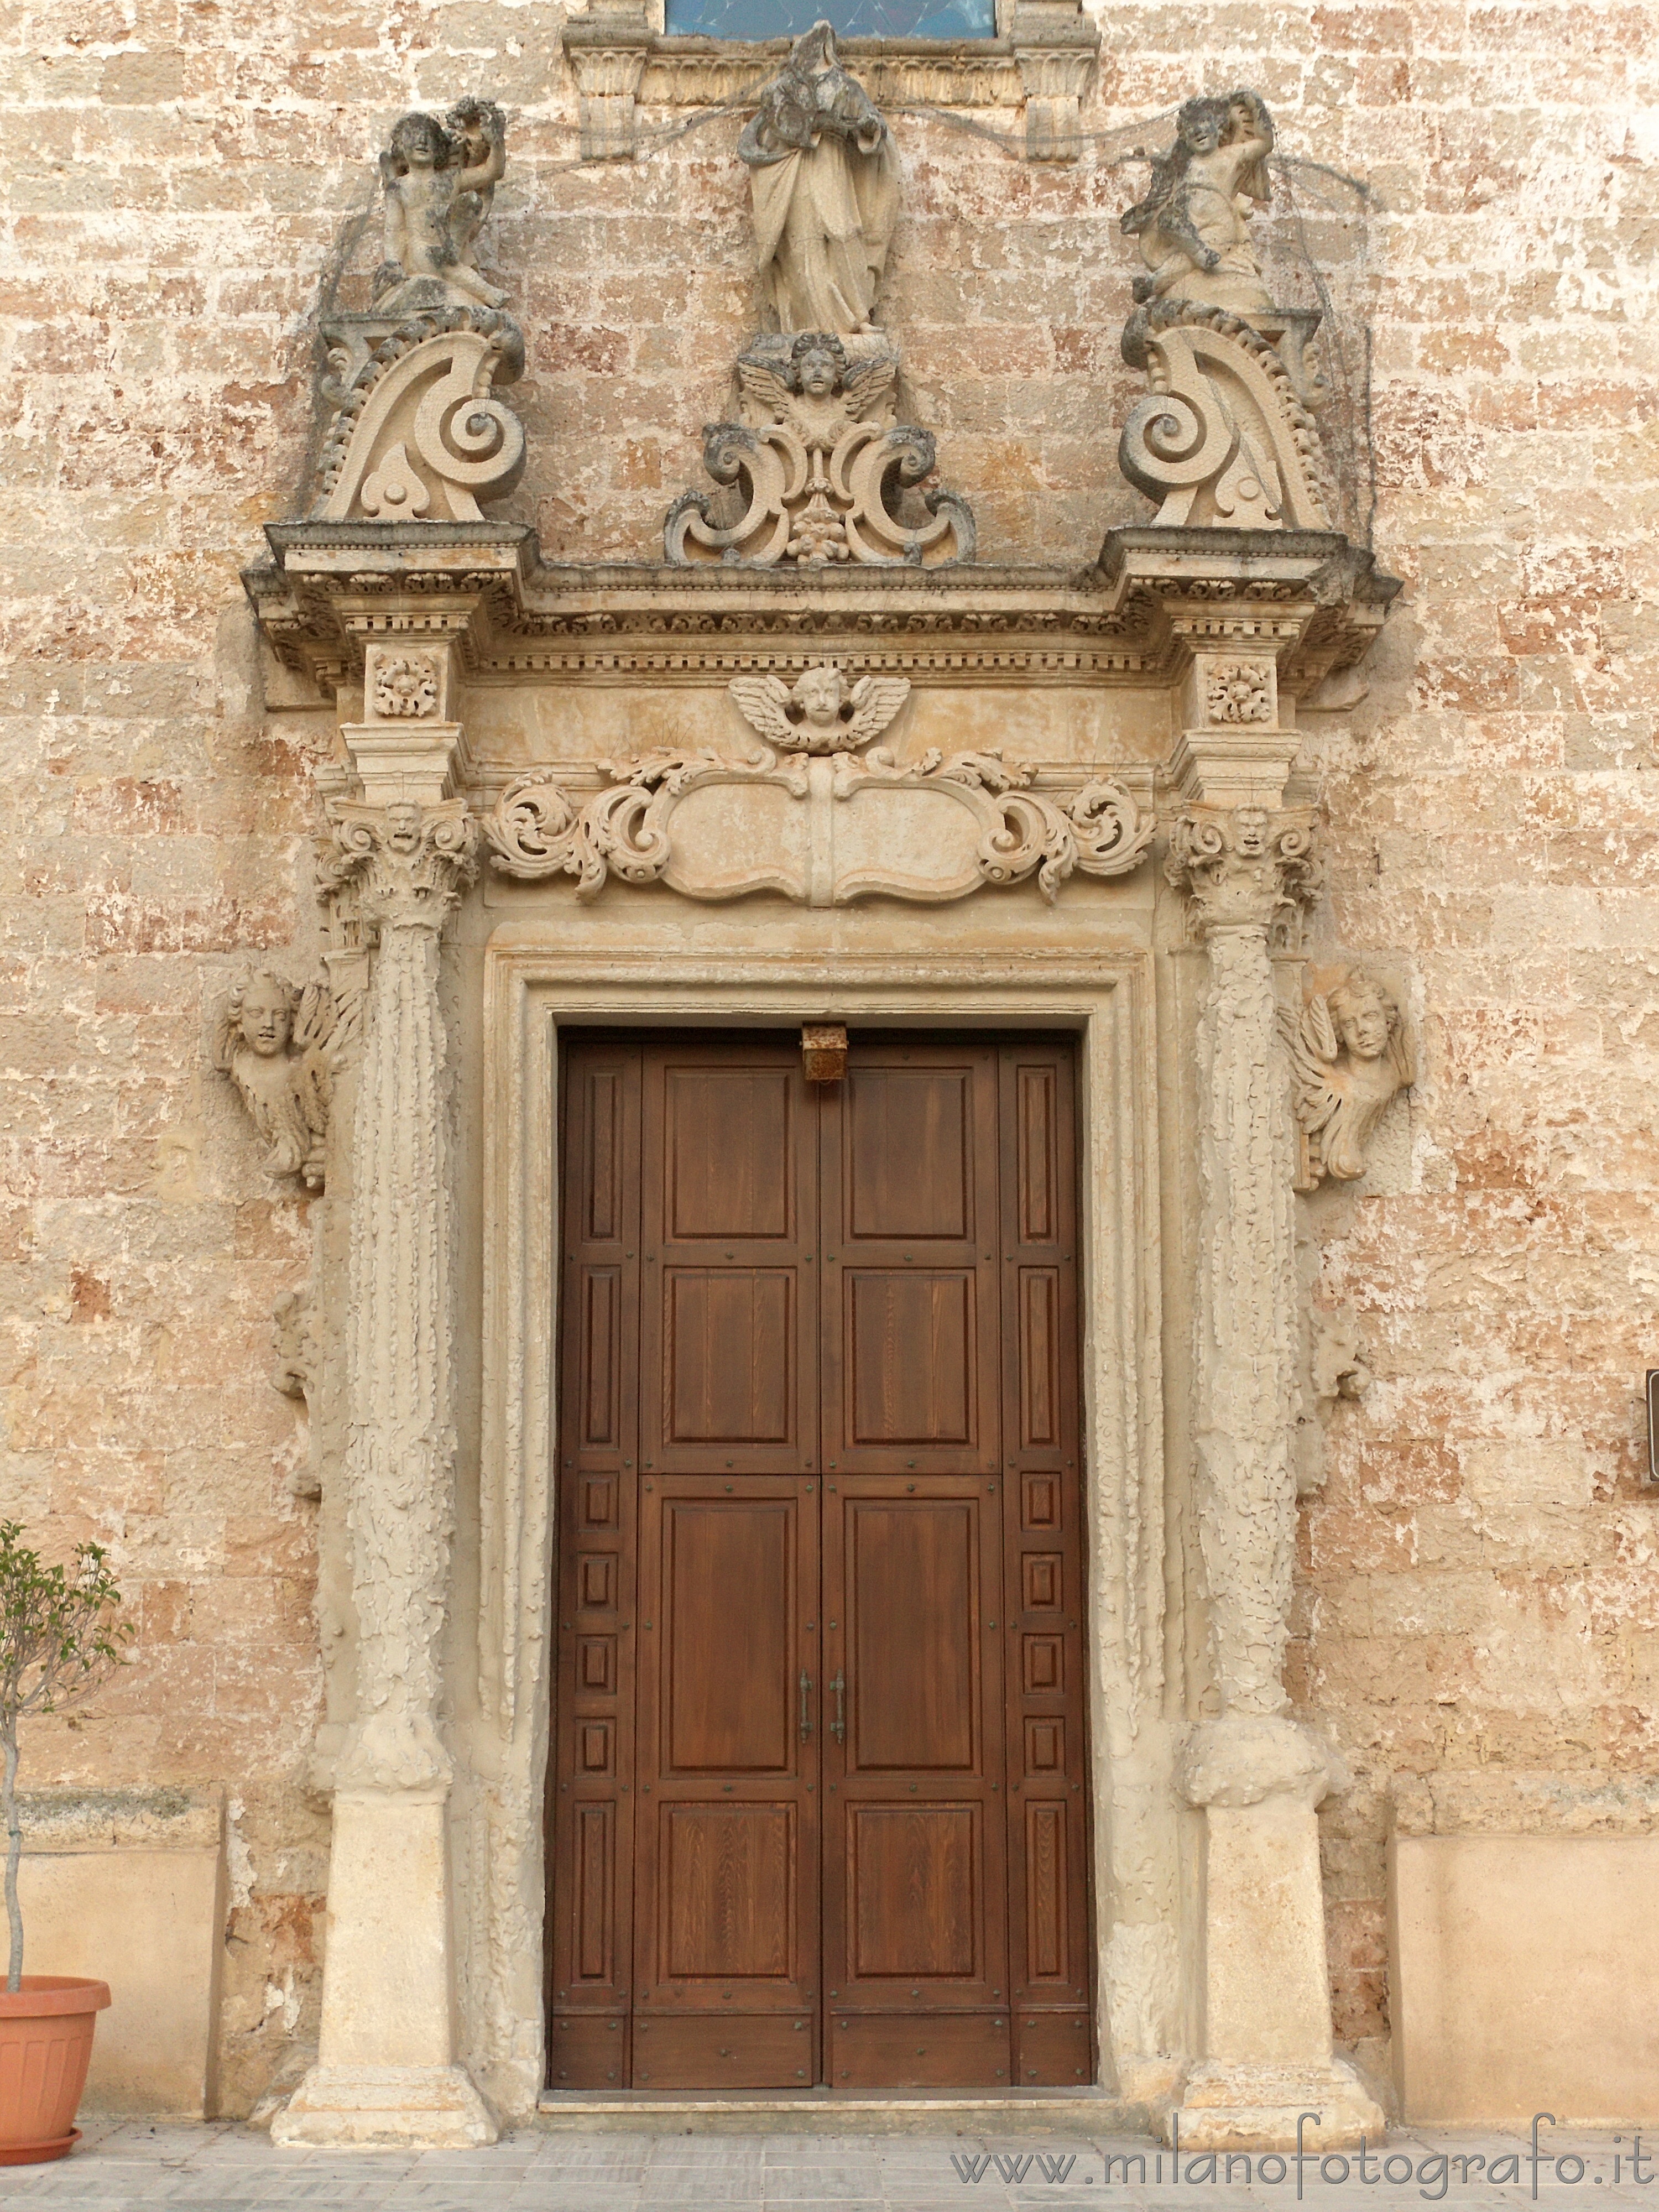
[
  {"left": 244, "top": 521, "right": 1399, "bottom": 702},
  {"left": 560, "top": 15, "right": 1099, "bottom": 160}
]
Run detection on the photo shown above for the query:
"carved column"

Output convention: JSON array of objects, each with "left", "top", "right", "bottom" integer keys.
[
  {"left": 275, "top": 666, "right": 494, "bottom": 2145},
  {"left": 1163, "top": 683, "right": 1385, "bottom": 2149}
]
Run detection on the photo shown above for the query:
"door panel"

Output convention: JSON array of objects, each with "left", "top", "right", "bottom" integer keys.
[
  {"left": 822, "top": 1473, "right": 1009, "bottom": 2085},
  {"left": 641, "top": 1045, "right": 820, "bottom": 1474},
  {"left": 998, "top": 1047, "right": 1091, "bottom": 2069},
  {"left": 550, "top": 1032, "right": 1090, "bottom": 2094},
  {"left": 634, "top": 1477, "right": 818, "bottom": 2027},
  {"left": 822, "top": 1048, "right": 1000, "bottom": 1477},
  {"left": 843, "top": 1498, "right": 980, "bottom": 1773},
  {"left": 549, "top": 1046, "right": 642, "bottom": 2089}
]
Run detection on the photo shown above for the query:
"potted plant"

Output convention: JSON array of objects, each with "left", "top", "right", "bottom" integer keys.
[{"left": 0, "top": 1524, "right": 128, "bottom": 2164}]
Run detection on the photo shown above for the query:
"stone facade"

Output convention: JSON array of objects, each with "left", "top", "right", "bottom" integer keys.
[{"left": 1, "top": 0, "right": 1655, "bottom": 2137}]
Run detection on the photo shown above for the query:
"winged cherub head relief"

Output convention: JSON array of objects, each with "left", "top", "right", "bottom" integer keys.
[{"left": 728, "top": 662, "right": 911, "bottom": 756}]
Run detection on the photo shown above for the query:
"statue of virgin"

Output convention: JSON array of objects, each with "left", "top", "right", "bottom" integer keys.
[{"left": 738, "top": 22, "right": 900, "bottom": 337}]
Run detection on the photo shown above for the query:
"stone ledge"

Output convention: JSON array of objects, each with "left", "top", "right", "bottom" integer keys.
[
  {"left": 1391, "top": 1771, "right": 1659, "bottom": 1838},
  {"left": 15, "top": 1787, "right": 223, "bottom": 1854},
  {"left": 562, "top": 12, "right": 1098, "bottom": 158},
  {"left": 534, "top": 2088, "right": 1149, "bottom": 2135}
]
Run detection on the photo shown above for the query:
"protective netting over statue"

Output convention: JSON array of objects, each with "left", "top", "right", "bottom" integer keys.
[{"left": 665, "top": 0, "right": 994, "bottom": 38}]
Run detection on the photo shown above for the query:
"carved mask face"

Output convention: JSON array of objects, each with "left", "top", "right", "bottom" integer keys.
[
  {"left": 798, "top": 349, "right": 838, "bottom": 398},
  {"left": 1233, "top": 807, "right": 1271, "bottom": 856},
  {"left": 239, "top": 979, "right": 293, "bottom": 1057},
  {"left": 794, "top": 666, "right": 844, "bottom": 727}
]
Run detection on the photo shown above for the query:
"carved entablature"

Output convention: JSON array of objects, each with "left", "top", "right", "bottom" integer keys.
[{"left": 482, "top": 660, "right": 1151, "bottom": 906}]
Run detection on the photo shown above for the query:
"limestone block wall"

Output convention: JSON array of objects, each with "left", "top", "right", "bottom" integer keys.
[{"left": 0, "top": 0, "right": 1653, "bottom": 2115}]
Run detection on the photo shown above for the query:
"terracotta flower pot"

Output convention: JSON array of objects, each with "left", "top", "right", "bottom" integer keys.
[{"left": 0, "top": 1977, "right": 111, "bottom": 2164}]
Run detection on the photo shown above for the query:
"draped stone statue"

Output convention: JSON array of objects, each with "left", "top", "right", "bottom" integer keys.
[
  {"left": 1120, "top": 90, "right": 1275, "bottom": 315},
  {"left": 738, "top": 22, "right": 900, "bottom": 337}
]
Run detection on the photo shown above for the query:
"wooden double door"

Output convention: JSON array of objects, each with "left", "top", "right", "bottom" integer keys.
[{"left": 548, "top": 1032, "right": 1092, "bottom": 2094}]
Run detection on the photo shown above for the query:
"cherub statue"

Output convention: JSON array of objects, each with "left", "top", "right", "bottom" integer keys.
[
  {"left": 1282, "top": 968, "right": 1416, "bottom": 1190},
  {"left": 1120, "top": 90, "right": 1275, "bottom": 315},
  {"left": 728, "top": 662, "right": 911, "bottom": 756},
  {"left": 373, "top": 98, "right": 508, "bottom": 313},
  {"left": 737, "top": 331, "right": 897, "bottom": 446},
  {"left": 738, "top": 23, "right": 900, "bottom": 337},
  {"left": 213, "top": 971, "right": 337, "bottom": 1192}
]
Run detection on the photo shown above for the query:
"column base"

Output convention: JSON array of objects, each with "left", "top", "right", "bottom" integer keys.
[
  {"left": 1159, "top": 2058, "right": 1386, "bottom": 2151},
  {"left": 272, "top": 2063, "right": 498, "bottom": 2150}
]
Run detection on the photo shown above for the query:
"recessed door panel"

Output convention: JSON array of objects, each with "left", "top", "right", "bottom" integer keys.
[
  {"left": 823, "top": 1473, "right": 1006, "bottom": 2039},
  {"left": 846, "top": 1064, "right": 972, "bottom": 1240},
  {"left": 845, "top": 1499, "right": 979, "bottom": 1773},
  {"left": 641, "top": 1044, "right": 818, "bottom": 1474},
  {"left": 851, "top": 1806, "right": 980, "bottom": 1978},
  {"left": 661, "top": 1499, "right": 794, "bottom": 1773},
  {"left": 634, "top": 1473, "right": 818, "bottom": 2030},
  {"left": 822, "top": 1047, "right": 1000, "bottom": 1477}
]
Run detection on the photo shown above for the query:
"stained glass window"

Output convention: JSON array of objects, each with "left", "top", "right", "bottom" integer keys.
[{"left": 664, "top": 0, "right": 995, "bottom": 40}]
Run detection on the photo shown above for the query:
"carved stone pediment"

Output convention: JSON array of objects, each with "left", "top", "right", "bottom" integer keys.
[{"left": 483, "top": 664, "right": 1151, "bottom": 907}]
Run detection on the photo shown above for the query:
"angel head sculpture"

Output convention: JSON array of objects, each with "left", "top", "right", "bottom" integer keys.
[
  {"left": 373, "top": 97, "right": 508, "bottom": 314},
  {"left": 1120, "top": 88, "right": 1275, "bottom": 315},
  {"left": 728, "top": 662, "right": 911, "bottom": 756},
  {"left": 214, "top": 970, "right": 339, "bottom": 1192},
  {"left": 1282, "top": 966, "right": 1416, "bottom": 1189}
]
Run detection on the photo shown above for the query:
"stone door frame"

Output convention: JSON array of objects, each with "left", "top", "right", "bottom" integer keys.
[{"left": 471, "top": 941, "right": 1167, "bottom": 2117}]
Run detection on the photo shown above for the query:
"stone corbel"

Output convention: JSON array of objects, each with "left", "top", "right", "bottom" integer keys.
[
  {"left": 1010, "top": 4, "right": 1097, "bottom": 160},
  {"left": 564, "top": 13, "right": 651, "bottom": 160}
]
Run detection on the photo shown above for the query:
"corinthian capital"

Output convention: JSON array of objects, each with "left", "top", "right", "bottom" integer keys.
[
  {"left": 1165, "top": 803, "right": 1319, "bottom": 938},
  {"left": 321, "top": 799, "right": 478, "bottom": 932}
]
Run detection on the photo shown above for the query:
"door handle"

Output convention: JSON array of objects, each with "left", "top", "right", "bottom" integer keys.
[
  {"left": 800, "top": 1669, "right": 813, "bottom": 1741},
  {"left": 830, "top": 1671, "right": 846, "bottom": 1744}
]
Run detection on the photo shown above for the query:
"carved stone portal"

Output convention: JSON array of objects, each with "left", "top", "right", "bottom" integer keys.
[
  {"left": 484, "top": 664, "right": 1151, "bottom": 906},
  {"left": 665, "top": 333, "right": 973, "bottom": 568}
]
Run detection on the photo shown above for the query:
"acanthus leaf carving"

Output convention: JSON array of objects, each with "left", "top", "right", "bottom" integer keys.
[
  {"left": 1165, "top": 803, "right": 1320, "bottom": 944},
  {"left": 665, "top": 333, "right": 973, "bottom": 570},
  {"left": 1281, "top": 964, "right": 1416, "bottom": 1189},
  {"left": 484, "top": 662, "right": 1151, "bottom": 907},
  {"left": 321, "top": 799, "right": 478, "bottom": 935},
  {"left": 213, "top": 968, "right": 353, "bottom": 1193}
]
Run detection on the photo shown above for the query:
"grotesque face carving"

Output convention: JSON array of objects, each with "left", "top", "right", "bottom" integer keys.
[
  {"left": 794, "top": 665, "right": 846, "bottom": 728},
  {"left": 238, "top": 975, "right": 295, "bottom": 1058},
  {"left": 1233, "top": 806, "right": 1272, "bottom": 857}
]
